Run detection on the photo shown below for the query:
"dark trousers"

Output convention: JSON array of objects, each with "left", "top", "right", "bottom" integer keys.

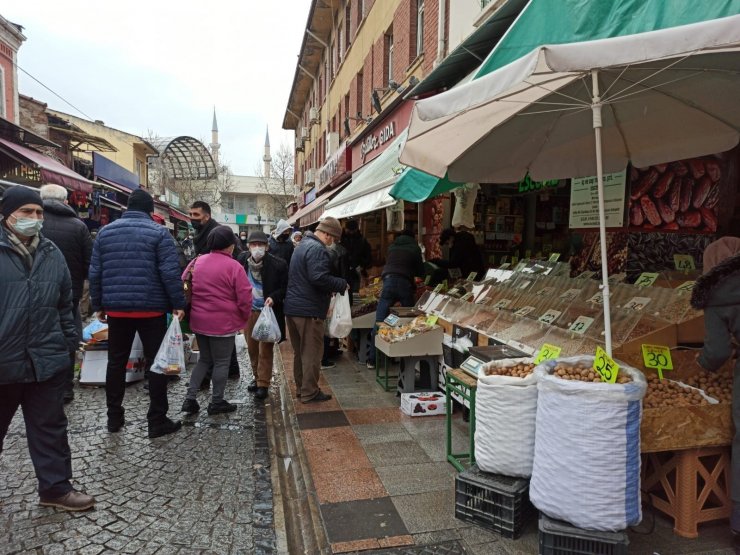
[
  {"left": 368, "top": 276, "right": 415, "bottom": 363},
  {"left": 66, "top": 302, "right": 82, "bottom": 394},
  {"left": 106, "top": 315, "right": 169, "bottom": 426},
  {"left": 0, "top": 370, "right": 73, "bottom": 498}
]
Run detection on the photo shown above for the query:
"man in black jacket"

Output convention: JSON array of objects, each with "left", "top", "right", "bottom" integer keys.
[
  {"left": 340, "top": 219, "right": 372, "bottom": 304},
  {"left": 284, "top": 217, "right": 347, "bottom": 402},
  {"left": 0, "top": 186, "right": 95, "bottom": 511},
  {"left": 189, "top": 201, "right": 221, "bottom": 255},
  {"left": 269, "top": 219, "right": 294, "bottom": 266},
  {"left": 40, "top": 184, "right": 93, "bottom": 403},
  {"left": 237, "top": 231, "right": 288, "bottom": 400}
]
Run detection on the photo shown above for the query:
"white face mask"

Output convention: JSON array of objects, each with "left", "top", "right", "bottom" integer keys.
[{"left": 250, "top": 246, "right": 266, "bottom": 261}]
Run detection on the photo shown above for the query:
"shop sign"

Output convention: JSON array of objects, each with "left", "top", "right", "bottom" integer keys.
[
  {"left": 569, "top": 170, "right": 627, "bottom": 229},
  {"left": 359, "top": 122, "right": 395, "bottom": 163},
  {"left": 317, "top": 143, "right": 349, "bottom": 192},
  {"left": 304, "top": 187, "right": 316, "bottom": 205},
  {"left": 518, "top": 174, "right": 560, "bottom": 194}
]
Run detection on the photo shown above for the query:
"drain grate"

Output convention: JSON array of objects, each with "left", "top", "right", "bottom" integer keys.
[{"left": 348, "top": 540, "right": 468, "bottom": 555}]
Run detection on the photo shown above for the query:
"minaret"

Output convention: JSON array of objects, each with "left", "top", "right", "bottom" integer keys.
[
  {"left": 263, "top": 126, "right": 272, "bottom": 178},
  {"left": 210, "top": 107, "right": 220, "bottom": 167}
]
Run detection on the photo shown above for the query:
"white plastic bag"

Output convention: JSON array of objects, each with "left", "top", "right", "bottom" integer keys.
[
  {"left": 251, "top": 306, "right": 282, "bottom": 343},
  {"left": 328, "top": 292, "right": 352, "bottom": 338},
  {"left": 529, "top": 356, "right": 647, "bottom": 531},
  {"left": 150, "top": 318, "right": 186, "bottom": 375},
  {"left": 474, "top": 358, "right": 538, "bottom": 477},
  {"left": 235, "top": 333, "right": 247, "bottom": 354}
]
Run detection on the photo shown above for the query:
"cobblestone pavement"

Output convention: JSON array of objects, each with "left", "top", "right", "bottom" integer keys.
[{"left": 0, "top": 351, "right": 278, "bottom": 555}]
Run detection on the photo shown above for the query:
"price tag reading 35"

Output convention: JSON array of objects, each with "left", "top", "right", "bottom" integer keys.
[
  {"left": 535, "top": 343, "right": 562, "bottom": 364},
  {"left": 641, "top": 344, "right": 673, "bottom": 380},
  {"left": 594, "top": 346, "right": 620, "bottom": 383},
  {"left": 635, "top": 272, "right": 659, "bottom": 288}
]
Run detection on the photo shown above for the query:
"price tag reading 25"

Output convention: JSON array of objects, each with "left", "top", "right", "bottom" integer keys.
[
  {"left": 641, "top": 344, "right": 673, "bottom": 380},
  {"left": 593, "top": 346, "right": 620, "bottom": 383}
]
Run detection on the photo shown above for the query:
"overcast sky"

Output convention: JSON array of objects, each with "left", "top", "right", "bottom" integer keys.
[{"left": 5, "top": 2, "right": 308, "bottom": 175}]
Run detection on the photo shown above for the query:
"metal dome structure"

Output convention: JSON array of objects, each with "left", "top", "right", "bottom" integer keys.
[{"left": 150, "top": 136, "right": 217, "bottom": 180}]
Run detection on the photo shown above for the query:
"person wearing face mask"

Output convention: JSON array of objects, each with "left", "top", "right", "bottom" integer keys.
[
  {"left": 0, "top": 186, "right": 95, "bottom": 511},
  {"left": 239, "top": 231, "right": 248, "bottom": 249},
  {"left": 181, "top": 227, "right": 253, "bottom": 414},
  {"left": 188, "top": 200, "right": 222, "bottom": 256},
  {"left": 236, "top": 231, "right": 288, "bottom": 400},
  {"left": 269, "top": 219, "right": 295, "bottom": 266},
  {"left": 90, "top": 188, "right": 186, "bottom": 439},
  {"left": 284, "top": 217, "right": 348, "bottom": 403}
]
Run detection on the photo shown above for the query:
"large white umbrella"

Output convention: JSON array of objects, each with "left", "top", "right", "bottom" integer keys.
[{"left": 400, "top": 15, "right": 740, "bottom": 355}]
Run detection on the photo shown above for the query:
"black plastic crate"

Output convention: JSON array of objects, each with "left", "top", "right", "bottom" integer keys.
[
  {"left": 538, "top": 514, "right": 629, "bottom": 555},
  {"left": 454, "top": 464, "right": 535, "bottom": 539}
]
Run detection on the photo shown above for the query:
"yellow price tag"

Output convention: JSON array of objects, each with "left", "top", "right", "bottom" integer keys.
[
  {"left": 673, "top": 254, "right": 696, "bottom": 272},
  {"left": 593, "top": 346, "right": 620, "bottom": 383},
  {"left": 467, "top": 272, "right": 478, "bottom": 281},
  {"left": 425, "top": 314, "right": 439, "bottom": 327},
  {"left": 373, "top": 277, "right": 380, "bottom": 284},
  {"left": 424, "top": 275, "right": 431, "bottom": 285},
  {"left": 676, "top": 280, "right": 695, "bottom": 293},
  {"left": 635, "top": 272, "right": 659, "bottom": 287},
  {"left": 433, "top": 284, "right": 444, "bottom": 293},
  {"left": 534, "top": 343, "right": 562, "bottom": 364},
  {"left": 641, "top": 344, "right": 673, "bottom": 380},
  {"left": 548, "top": 253, "right": 561, "bottom": 263}
]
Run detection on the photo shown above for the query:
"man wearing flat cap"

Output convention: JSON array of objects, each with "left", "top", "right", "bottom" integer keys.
[
  {"left": 89, "top": 188, "right": 186, "bottom": 439},
  {"left": 0, "top": 186, "right": 95, "bottom": 511},
  {"left": 237, "top": 230, "right": 288, "bottom": 400},
  {"left": 284, "top": 217, "right": 348, "bottom": 403}
]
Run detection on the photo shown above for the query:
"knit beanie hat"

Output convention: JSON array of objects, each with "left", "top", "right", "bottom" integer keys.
[
  {"left": 1, "top": 186, "right": 43, "bottom": 218},
  {"left": 127, "top": 188, "right": 154, "bottom": 214},
  {"left": 207, "top": 226, "right": 236, "bottom": 251},
  {"left": 702, "top": 236, "right": 740, "bottom": 274},
  {"left": 316, "top": 217, "right": 342, "bottom": 239}
]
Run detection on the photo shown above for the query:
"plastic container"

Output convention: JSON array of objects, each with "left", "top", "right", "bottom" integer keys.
[
  {"left": 454, "top": 464, "right": 535, "bottom": 539},
  {"left": 538, "top": 514, "right": 629, "bottom": 555}
]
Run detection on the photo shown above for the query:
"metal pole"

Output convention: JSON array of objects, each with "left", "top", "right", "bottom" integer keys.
[{"left": 591, "top": 69, "right": 613, "bottom": 356}]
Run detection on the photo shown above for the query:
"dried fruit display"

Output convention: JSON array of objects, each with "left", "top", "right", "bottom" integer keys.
[
  {"left": 628, "top": 156, "right": 723, "bottom": 233},
  {"left": 643, "top": 376, "right": 712, "bottom": 408},
  {"left": 552, "top": 362, "right": 633, "bottom": 384},
  {"left": 684, "top": 370, "right": 732, "bottom": 404},
  {"left": 484, "top": 361, "right": 535, "bottom": 378},
  {"left": 377, "top": 316, "right": 438, "bottom": 342},
  {"left": 626, "top": 232, "right": 713, "bottom": 279}
]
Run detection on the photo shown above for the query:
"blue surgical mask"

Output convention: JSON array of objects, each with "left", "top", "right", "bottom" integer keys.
[{"left": 10, "top": 216, "right": 43, "bottom": 236}]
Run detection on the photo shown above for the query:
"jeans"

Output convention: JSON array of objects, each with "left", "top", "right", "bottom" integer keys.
[
  {"left": 244, "top": 311, "right": 275, "bottom": 388},
  {"left": 106, "top": 315, "right": 170, "bottom": 426},
  {"left": 0, "top": 370, "right": 73, "bottom": 497},
  {"left": 368, "top": 275, "right": 415, "bottom": 364},
  {"left": 186, "top": 335, "right": 235, "bottom": 403}
]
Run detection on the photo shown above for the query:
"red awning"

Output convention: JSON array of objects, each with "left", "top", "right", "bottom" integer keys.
[
  {"left": 0, "top": 138, "right": 95, "bottom": 193},
  {"left": 169, "top": 208, "right": 190, "bottom": 222},
  {"left": 288, "top": 179, "right": 351, "bottom": 227}
]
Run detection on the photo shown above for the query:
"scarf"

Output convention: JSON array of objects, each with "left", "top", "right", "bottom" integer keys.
[
  {"left": 5, "top": 226, "right": 39, "bottom": 271},
  {"left": 247, "top": 256, "right": 265, "bottom": 310}
]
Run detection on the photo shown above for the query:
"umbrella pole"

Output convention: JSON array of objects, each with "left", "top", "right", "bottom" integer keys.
[{"left": 591, "top": 69, "right": 613, "bottom": 356}]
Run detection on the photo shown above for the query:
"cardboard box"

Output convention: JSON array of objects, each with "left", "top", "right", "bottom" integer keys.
[
  {"left": 80, "top": 333, "right": 146, "bottom": 385},
  {"left": 401, "top": 392, "right": 446, "bottom": 417}
]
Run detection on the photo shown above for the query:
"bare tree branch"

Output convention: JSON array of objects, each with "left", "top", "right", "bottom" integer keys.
[{"left": 255, "top": 142, "right": 296, "bottom": 220}]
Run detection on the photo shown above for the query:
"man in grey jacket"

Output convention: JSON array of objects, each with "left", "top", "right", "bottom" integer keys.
[
  {"left": 0, "top": 186, "right": 95, "bottom": 511},
  {"left": 284, "top": 217, "right": 347, "bottom": 402}
]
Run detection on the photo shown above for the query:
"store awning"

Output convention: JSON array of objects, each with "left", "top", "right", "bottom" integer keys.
[
  {"left": 406, "top": 0, "right": 528, "bottom": 98},
  {"left": 323, "top": 131, "right": 408, "bottom": 220},
  {"left": 389, "top": 167, "right": 459, "bottom": 203},
  {"left": 288, "top": 179, "right": 351, "bottom": 227},
  {"left": 100, "top": 196, "right": 126, "bottom": 211},
  {"left": 0, "top": 115, "right": 59, "bottom": 148},
  {"left": 169, "top": 208, "right": 190, "bottom": 223},
  {"left": 0, "top": 138, "right": 95, "bottom": 193}
]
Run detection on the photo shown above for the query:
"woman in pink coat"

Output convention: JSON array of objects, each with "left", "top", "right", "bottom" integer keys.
[{"left": 181, "top": 227, "right": 252, "bottom": 415}]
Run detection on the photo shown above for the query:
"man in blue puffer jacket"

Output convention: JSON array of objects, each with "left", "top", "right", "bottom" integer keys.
[
  {"left": 89, "top": 189, "right": 186, "bottom": 439},
  {"left": 0, "top": 186, "right": 95, "bottom": 511}
]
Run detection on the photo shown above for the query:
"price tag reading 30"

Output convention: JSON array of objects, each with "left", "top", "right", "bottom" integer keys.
[
  {"left": 641, "top": 344, "right": 673, "bottom": 380},
  {"left": 594, "top": 346, "right": 620, "bottom": 383},
  {"left": 534, "top": 343, "right": 562, "bottom": 364}
]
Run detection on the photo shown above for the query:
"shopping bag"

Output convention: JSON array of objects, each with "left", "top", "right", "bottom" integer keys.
[
  {"left": 328, "top": 292, "right": 352, "bottom": 338},
  {"left": 150, "top": 317, "right": 186, "bottom": 375},
  {"left": 251, "top": 306, "right": 282, "bottom": 343},
  {"left": 235, "top": 332, "right": 247, "bottom": 353}
]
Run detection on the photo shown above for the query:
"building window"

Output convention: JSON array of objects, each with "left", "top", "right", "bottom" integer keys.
[
  {"left": 386, "top": 34, "right": 394, "bottom": 86},
  {"left": 416, "top": 0, "right": 425, "bottom": 57},
  {"left": 223, "top": 195, "right": 234, "bottom": 211},
  {"left": 0, "top": 67, "right": 5, "bottom": 119},
  {"left": 345, "top": 5, "right": 351, "bottom": 50},
  {"left": 358, "top": 0, "right": 365, "bottom": 25},
  {"left": 338, "top": 25, "right": 344, "bottom": 63},
  {"left": 356, "top": 71, "right": 363, "bottom": 117},
  {"left": 136, "top": 159, "right": 143, "bottom": 181}
]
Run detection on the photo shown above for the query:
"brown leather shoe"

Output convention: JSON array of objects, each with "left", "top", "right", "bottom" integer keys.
[{"left": 39, "top": 490, "right": 95, "bottom": 511}]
